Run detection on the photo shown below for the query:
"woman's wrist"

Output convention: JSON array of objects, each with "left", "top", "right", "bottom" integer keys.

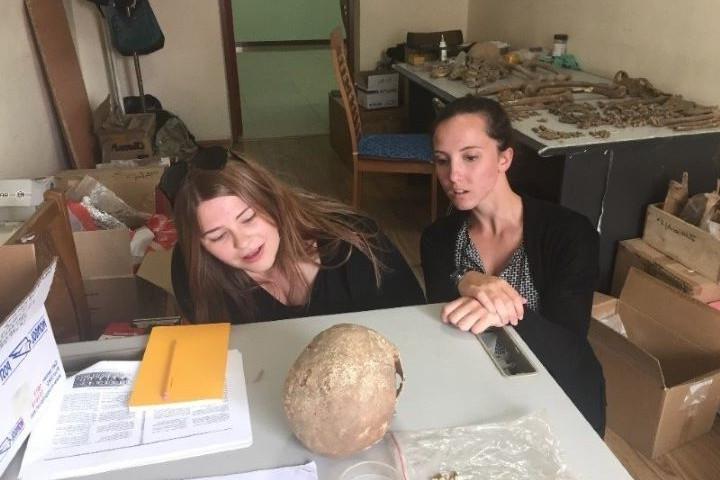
[
  {"left": 451, "top": 266, "right": 475, "bottom": 286},
  {"left": 457, "top": 270, "right": 489, "bottom": 295}
]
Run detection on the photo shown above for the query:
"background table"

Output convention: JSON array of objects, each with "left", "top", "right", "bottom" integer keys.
[
  {"left": 2, "top": 305, "right": 632, "bottom": 479},
  {"left": 396, "top": 63, "right": 720, "bottom": 291}
]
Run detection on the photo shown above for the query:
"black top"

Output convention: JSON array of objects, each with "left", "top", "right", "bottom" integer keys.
[
  {"left": 421, "top": 196, "right": 606, "bottom": 435},
  {"left": 172, "top": 227, "right": 425, "bottom": 324}
]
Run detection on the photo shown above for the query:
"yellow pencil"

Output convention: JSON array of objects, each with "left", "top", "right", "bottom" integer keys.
[{"left": 162, "top": 339, "right": 178, "bottom": 401}]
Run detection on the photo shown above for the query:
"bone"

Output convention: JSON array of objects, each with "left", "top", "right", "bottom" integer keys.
[
  {"left": 672, "top": 120, "right": 720, "bottom": 131},
  {"left": 523, "top": 80, "right": 593, "bottom": 96},
  {"left": 598, "top": 95, "right": 669, "bottom": 107},
  {"left": 660, "top": 112, "right": 720, "bottom": 127},
  {"left": 504, "top": 105, "right": 546, "bottom": 112},
  {"left": 535, "top": 87, "right": 573, "bottom": 96},
  {"left": 509, "top": 64, "right": 541, "bottom": 80},
  {"left": 524, "top": 61, "right": 572, "bottom": 81},
  {"left": 502, "top": 92, "right": 573, "bottom": 107},
  {"left": 474, "top": 81, "right": 527, "bottom": 97},
  {"left": 570, "top": 85, "right": 628, "bottom": 99}
]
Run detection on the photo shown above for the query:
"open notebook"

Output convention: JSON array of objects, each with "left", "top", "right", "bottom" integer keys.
[{"left": 19, "top": 350, "right": 252, "bottom": 480}]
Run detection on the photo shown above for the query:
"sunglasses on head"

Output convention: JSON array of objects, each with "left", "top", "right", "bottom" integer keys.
[
  {"left": 191, "top": 146, "right": 247, "bottom": 171},
  {"left": 158, "top": 146, "right": 248, "bottom": 207}
]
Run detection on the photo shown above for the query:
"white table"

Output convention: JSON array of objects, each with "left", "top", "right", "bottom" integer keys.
[
  {"left": 2, "top": 304, "right": 632, "bottom": 479},
  {"left": 394, "top": 62, "right": 720, "bottom": 155}
]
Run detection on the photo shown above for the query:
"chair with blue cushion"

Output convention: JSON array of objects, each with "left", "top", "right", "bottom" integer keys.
[{"left": 330, "top": 27, "right": 437, "bottom": 221}]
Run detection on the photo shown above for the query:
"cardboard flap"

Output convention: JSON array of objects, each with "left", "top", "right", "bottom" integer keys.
[
  {"left": 588, "top": 319, "right": 665, "bottom": 386},
  {"left": 0, "top": 244, "right": 38, "bottom": 318},
  {"left": 620, "top": 268, "right": 720, "bottom": 352},
  {"left": 137, "top": 249, "right": 174, "bottom": 296},
  {"left": 73, "top": 229, "right": 133, "bottom": 279}
]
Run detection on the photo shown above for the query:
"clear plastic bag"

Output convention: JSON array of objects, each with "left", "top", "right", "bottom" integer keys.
[
  {"left": 66, "top": 175, "right": 150, "bottom": 229},
  {"left": 390, "top": 412, "right": 576, "bottom": 480}
]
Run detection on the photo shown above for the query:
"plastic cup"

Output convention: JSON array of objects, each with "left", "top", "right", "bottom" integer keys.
[{"left": 339, "top": 461, "right": 402, "bottom": 480}]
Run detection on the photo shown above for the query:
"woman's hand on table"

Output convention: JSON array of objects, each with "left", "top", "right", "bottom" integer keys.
[
  {"left": 441, "top": 296, "right": 508, "bottom": 334},
  {"left": 458, "top": 271, "right": 526, "bottom": 326}
]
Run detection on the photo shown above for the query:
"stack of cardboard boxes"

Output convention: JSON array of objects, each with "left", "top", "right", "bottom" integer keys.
[
  {"left": 355, "top": 70, "right": 399, "bottom": 110},
  {"left": 590, "top": 201, "right": 720, "bottom": 458}
]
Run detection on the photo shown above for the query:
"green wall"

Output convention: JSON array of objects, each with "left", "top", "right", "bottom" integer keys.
[{"left": 232, "top": 0, "right": 342, "bottom": 42}]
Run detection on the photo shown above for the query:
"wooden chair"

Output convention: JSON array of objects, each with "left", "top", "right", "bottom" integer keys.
[
  {"left": 329, "top": 27, "right": 437, "bottom": 221},
  {"left": 9, "top": 190, "right": 91, "bottom": 342}
]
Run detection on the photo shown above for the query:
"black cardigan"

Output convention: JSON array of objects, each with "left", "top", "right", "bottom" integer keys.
[
  {"left": 421, "top": 196, "right": 606, "bottom": 435},
  {"left": 172, "top": 228, "right": 425, "bottom": 324}
]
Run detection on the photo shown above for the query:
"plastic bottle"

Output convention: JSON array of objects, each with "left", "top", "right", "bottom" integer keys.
[{"left": 439, "top": 35, "right": 448, "bottom": 62}]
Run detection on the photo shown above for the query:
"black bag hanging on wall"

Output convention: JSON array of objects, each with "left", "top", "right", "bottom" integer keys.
[{"left": 100, "top": 0, "right": 165, "bottom": 56}]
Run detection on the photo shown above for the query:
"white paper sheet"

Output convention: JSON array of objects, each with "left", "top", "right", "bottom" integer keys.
[
  {"left": 19, "top": 350, "right": 252, "bottom": 480},
  {"left": 192, "top": 461, "right": 318, "bottom": 480},
  {"left": 0, "top": 260, "right": 64, "bottom": 476}
]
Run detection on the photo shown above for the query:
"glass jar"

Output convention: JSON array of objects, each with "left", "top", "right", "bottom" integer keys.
[{"left": 552, "top": 34, "right": 568, "bottom": 57}]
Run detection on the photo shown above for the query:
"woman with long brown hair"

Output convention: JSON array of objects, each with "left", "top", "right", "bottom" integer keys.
[{"left": 171, "top": 147, "right": 424, "bottom": 324}]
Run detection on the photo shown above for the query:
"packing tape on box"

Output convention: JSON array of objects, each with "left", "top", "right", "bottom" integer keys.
[
  {"left": 676, "top": 378, "right": 713, "bottom": 444},
  {"left": 682, "top": 378, "right": 713, "bottom": 408}
]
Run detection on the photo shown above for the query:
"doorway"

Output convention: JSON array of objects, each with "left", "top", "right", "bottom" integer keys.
[{"left": 219, "top": 0, "right": 356, "bottom": 140}]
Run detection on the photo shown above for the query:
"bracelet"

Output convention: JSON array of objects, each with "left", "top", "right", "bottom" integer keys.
[{"left": 450, "top": 266, "right": 475, "bottom": 286}]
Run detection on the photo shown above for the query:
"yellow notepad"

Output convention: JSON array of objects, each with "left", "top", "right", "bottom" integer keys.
[{"left": 129, "top": 323, "right": 231, "bottom": 409}]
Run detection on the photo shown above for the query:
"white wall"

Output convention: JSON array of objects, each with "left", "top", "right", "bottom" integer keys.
[
  {"left": 0, "top": 0, "right": 67, "bottom": 178},
  {"left": 68, "top": 0, "right": 231, "bottom": 141},
  {"left": 467, "top": 0, "right": 720, "bottom": 106},
  {"left": 358, "top": 0, "right": 470, "bottom": 71}
]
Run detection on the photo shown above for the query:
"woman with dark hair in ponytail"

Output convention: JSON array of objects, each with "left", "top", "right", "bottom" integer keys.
[{"left": 421, "top": 96, "right": 606, "bottom": 436}]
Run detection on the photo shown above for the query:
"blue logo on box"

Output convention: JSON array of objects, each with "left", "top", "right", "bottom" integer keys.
[
  {"left": 0, "top": 418, "right": 24, "bottom": 461},
  {"left": 0, "top": 317, "right": 48, "bottom": 385}
]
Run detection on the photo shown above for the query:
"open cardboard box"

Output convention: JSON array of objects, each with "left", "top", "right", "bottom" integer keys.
[
  {"left": 54, "top": 166, "right": 164, "bottom": 215},
  {"left": 73, "top": 228, "right": 174, "bottom": 338},
  {"left": 55, "top": 166, "right": 174, "bottom": 336},
  {"left": 589, "top": 268, "right": 720, "bottom": 458}
]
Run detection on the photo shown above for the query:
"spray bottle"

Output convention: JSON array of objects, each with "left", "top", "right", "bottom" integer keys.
[{"left": 439, "top": 35, "right": 448, "bottom": 62}]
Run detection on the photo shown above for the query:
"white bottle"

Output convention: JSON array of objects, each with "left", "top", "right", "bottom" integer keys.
[{"left": 439, "top": 35, "right": 448, "bottom": 62}]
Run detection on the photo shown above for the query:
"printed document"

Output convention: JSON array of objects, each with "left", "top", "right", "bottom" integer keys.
[
  {"left": 193, "top": 461, "right": 318, "bottom": 480},
  {"left": 19, "top": 350, "right": 252, "bottom": 480},
  {"left": 0, "top": 261, "right": 64, "bottom": 476}
]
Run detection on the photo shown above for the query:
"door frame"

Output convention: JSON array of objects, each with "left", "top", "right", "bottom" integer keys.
[
  {"left": 219, "top": 0, "right": 243, "bottom": 140},
  {"left": 218, "top": 0, "right": 357, "bottom": 141}
]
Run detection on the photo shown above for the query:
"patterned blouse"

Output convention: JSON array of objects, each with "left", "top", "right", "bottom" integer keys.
[{"left": 453, "top": 219, "right": 540, "bottom": 311}]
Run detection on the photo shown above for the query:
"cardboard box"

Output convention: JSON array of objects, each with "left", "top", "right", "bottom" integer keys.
[
  {"left": 73, "top": 229, "right": 173, "bottom": 337},
  {"left": 93, "top": 98, "right": 155, "bottom": 162},
  {"left": 356, "top": 87, "right": 399, "bottom": 110},
  {"left": 612, "top": 238, "right": 720, "bottom": 303},
  {"left": 643, "top": 203, "right": 720, "bottom": 282},
  {"left": 73, "top": 229, "right": 139, "bottom": 334},
  {"left": 589, "top": 268, "right": 720, "bottom": 458},
  {"left": 356, "top": 71, "right": 399, "bottom": 92},
  {"left": 0, "top": 178, "right": 53, "bottom": 207},
  {"left": 0, "top": 244, "right": 84, "bottom": 342},
  {"left": 56, "top": 167, "right": 171, "bottom": 335},
  {"left": 54, "top": 166, "right": 164, "bottom": 215},
  {"left": 0, "top": 177, "right": 54, "bottom": 222}
]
